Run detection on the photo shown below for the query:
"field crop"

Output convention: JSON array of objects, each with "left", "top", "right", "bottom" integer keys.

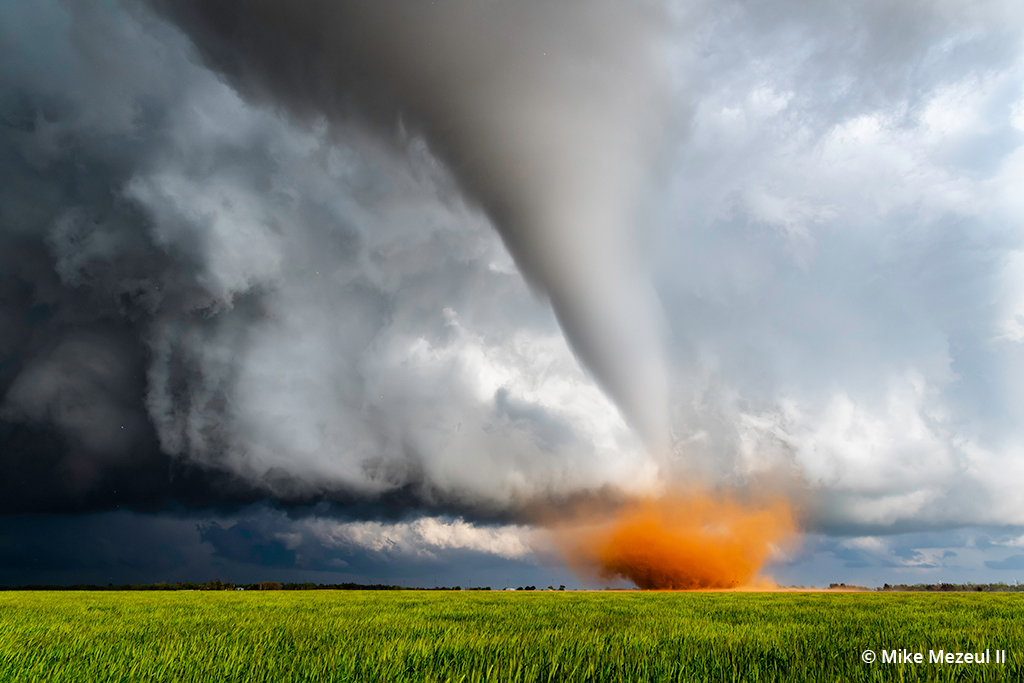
[{"left": 1, "top": 590, "right": 1023, "bottom": 682}]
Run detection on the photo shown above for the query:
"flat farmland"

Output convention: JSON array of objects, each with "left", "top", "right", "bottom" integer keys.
[{"left": 1, "top": 590, "right": 1023, "bottom": 682}]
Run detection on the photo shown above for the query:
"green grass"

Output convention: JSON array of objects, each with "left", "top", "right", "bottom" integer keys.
[{"left": 1, "top": 591, "right": 1023, "bottom": 682}]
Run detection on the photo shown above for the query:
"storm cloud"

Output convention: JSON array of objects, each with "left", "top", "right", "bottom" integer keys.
[
  {"left": 0, "top": 0, "right": 655, "bottom": 516},
  {"left": 150, "top": 0, "right": 673, "bottom": 454},
  {"left": 3, "top": 0, "right": 1024, "bottom": 587}
]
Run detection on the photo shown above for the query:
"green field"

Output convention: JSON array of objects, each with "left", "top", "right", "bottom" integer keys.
[{"left": 1, "top": 590, "right": 1023, "bottom": 682}]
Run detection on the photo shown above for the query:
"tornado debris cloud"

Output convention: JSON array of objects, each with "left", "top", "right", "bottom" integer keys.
[{"left": 557, "top": 492, "right": 799, "bottom": 590}]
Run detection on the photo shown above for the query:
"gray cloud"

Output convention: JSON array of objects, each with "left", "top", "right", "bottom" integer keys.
[
  {"left": 151, "top": 0, "right": 672, "bottom": 454},
  {"left": 3, "top": 0, "right": 1024, "bottom": 582},
  {"left": 649, "top": 0, "right": 1024, "bottom": 532},
  {"left": 0, "top": 507, "right": 562, "bottom": 588},
  {"left": 984, "top": 555, "right": 1024, "bottom": 571},
  {"left": 0, "top": 0, "right": 654, "bottom": 515}
]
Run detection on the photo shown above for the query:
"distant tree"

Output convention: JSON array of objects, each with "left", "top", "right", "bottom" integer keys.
[{"left": 258, "top": 581, "right": 283, "bottom": 591}]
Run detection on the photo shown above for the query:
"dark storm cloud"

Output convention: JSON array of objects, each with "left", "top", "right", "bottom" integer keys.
[
  {"left": 0, "top": 510, "right": 220, "bottom": 586},
  {"left": 150, "top": 0, "right": 673, "bottom": 453},
  {"left": 831, "top": 548, "right": 871, "bottom": 570},
  {"left": 1, "top": 0, "right": 648, "bottom": 517},
  {"left": 5, "top": 0, "right": 1024, "bottom": 588},
  {"left": 199, "top": 520, "right": 296, "bottom": 568},
  {"left": 0, "top": 0, "right": 225, "bottom": 511},
  {"left": 984, "top": 555, "right": 1024, "bottom": 571},
  {"left": 0, "top": 507, "right": 555, "bottom": 588}
]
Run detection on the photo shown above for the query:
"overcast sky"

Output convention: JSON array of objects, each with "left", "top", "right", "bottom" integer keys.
[{"left": 2, "top": 0, "right": 1024, "bottom": 588}]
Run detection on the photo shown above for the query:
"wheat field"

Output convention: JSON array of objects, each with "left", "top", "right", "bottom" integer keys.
[{"left": 1, "top": 590, "right": 1022, "bottom": 682}]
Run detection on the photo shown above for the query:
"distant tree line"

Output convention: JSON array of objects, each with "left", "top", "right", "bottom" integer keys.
[
  {"left": 0, "top": 580, "right": 487, "bottom": 591},
  {"left": 822, "top": 582, "right": 1024, "bottom": 592},
  {"left": 875, "top": 582, "right": 1024, "bottom": 592}
]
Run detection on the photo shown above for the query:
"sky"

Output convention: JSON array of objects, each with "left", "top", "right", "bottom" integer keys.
[{"left": 1, "top": 0, "right": 1024, "bottom": 589}]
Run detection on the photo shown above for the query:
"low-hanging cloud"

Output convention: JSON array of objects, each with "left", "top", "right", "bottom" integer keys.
[{"left": 304, "top": 516, "right": 534, "bottom": 561}]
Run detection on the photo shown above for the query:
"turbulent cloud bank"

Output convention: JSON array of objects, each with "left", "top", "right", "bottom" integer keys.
[
  {"left": 655, "top": 0, "right": 1024, "bottom": 531},
  {"left": 0, "top": 0, "right": 655, "bottom": 515},
  {"left": 152, "top": 0, "right": 673, "bottom": 453},
  {"left": 2, "top": 0, "right": 1024, "bottom": 550}
]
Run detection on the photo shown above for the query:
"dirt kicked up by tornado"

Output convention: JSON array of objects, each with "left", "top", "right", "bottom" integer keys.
[{"left": 555, "top": 493, "right": 800, "bottom": 590}]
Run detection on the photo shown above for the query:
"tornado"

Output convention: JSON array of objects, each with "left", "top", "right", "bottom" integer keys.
[{"left": 153, "top": 0, "right": 671, "bottom": 454}]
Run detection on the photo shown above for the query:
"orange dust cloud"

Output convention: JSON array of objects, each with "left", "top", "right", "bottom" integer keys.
[{"left": 556, "top": 492, "right": 799, "bottom": 590}]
